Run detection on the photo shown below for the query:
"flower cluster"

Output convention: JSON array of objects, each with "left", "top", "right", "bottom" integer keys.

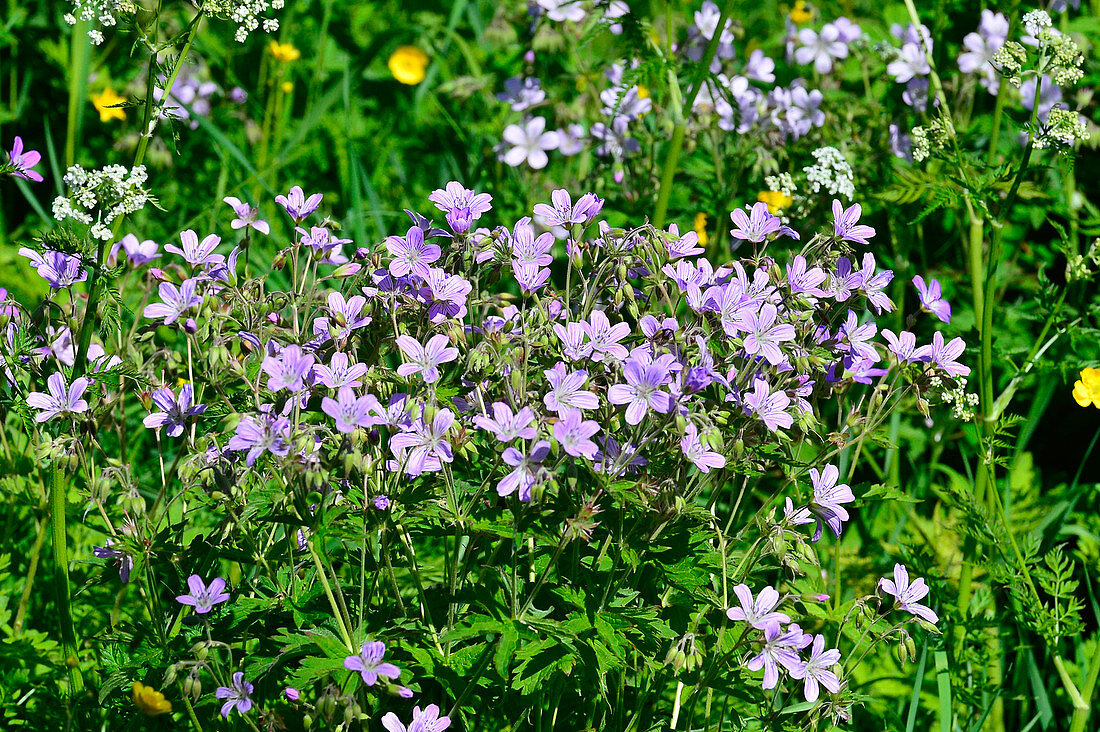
[
  {"left": 64, "top": 0, "right": 137, "bottom": 45},
  {"left": 52, "top": 164, "right": 150, "bottom": 240}
]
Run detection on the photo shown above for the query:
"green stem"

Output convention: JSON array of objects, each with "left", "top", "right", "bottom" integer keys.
[
  {"left": 50, "top": 465, "right": 84, "bottom": 694},
  {"left": 14, "top": 514, "right": 49, "bottom": 634},
  {"left": 64, "top": 21, "right": 90, "bottom": 168},
  {"left": 307, "top": 539, "right": 355, "bottom": 652}
]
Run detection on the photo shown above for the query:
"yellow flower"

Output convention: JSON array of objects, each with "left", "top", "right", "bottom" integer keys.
[
  {"left": 132, "top": 681, "right": 172, "bottom": 716},
  {"left": 757, "top": 190, "right": 793, "bottom": 214},
  {"left": 1073, "top": 367, "right": 1100, "bottom": 408},
  {"left": 268, "top": 40, "right": 301, "bottom": 62},
  {"left": 636, "top": 85, "right": 650, "bottom": 99},
  {"left": 693, "top": 212, "right": 709, "bottom": 248},
  {"left": 91, "top": 88, "right": 127, "bottom": 122},
  {"left": 281, "top": 81, "right": 294, "bottom": 94},
  {"left": 790, "top": 0, "right": 813, "bottom": 24},
  {"left": 388, "top": 46, "right": 429, "bottom": 86}
]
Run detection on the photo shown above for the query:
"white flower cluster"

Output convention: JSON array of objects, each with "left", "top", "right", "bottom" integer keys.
[
  {"left": 802, "top": 147, "right": 855, "bottom": 200},
  {"left": 765, "top": 172, "right": 797, "bottom": 198},
  {"left": 64, "top": 0, "right": 137, "bottom": 45},
  {"left": 203, "top": 0, "right": 285, "bottom": 42},
  {"left": 930, "top": 377, "right": 979, "bottom": 422},
  {"left": 1036, "top": 108, "right": 1090, "bottom": 149},
  {"left": 52, "top": 164, "right": 150, "bottom": 241}
]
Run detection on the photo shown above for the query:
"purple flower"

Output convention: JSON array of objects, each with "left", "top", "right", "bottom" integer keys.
[
  {"left": 344, "top": 641, "right": 401, "bottom": 686},
  {"left": 389, "top": 408, "right": 454, "bottom": 476},
  {"left": 175, "top": 574, "right": 230, "bottom": 614},
  {"left": 664, "top": 224, "right": 703, "bottom": 259},
  {"left": 473, "top": 402, "right": 537, "bottom": 442},
  {"left": 879, "top": 563, "right": 939, "bottom": 625},
  {"left": 498, "top": 440, "right": 551, "bottom": 500},
  {"left": 6, "top": 136, "right": 43, "bottom": 182},
  {"left": 227, "top": 413, "right": 292, "bottom": 466},
  {"left": 553, "top": 408, "right": 601, "bottom": 459},
  {"left": 913, "top": 275, "right": 951, "bottom": 323},
  {"left": 808, "top": 464, "right": 855, "bottom": 541},
  {"left": 913, "top": 331, "right": 970, "bottom": 377},
  {"left": 428, "top": 181, "right": 493, "bottom": 234},
  {"left": 743, "top": 378, "right": 793, "bottom": 431},
  {"left": 513, "top": 261, "right": 551, "bottom": 295},
  {"left": 395, "top": 333, "right": 458, "bottom": 384},
  {"left": 789, "top": 634, "right": 842, "bottom": 702},
  {"left": 496, "top": 76, "right": 546, "bottom": 112},
  {"left": 381, "top": 705, "right": 451, "bottom": 732},
  {"left": 93, "top": 539, "right": 133, "bottom": 583},
  {"left": 608, "top": 359, "right": 674, "bottom": 425},
  {"left": 374, "top": 495, "right": 391, "bottom": 510},
  {"left": 262, "top": 344, "right": 315, "bottom": 392},
  {"left": 726, "top": 584, "right": 791, "bottom": 629},
  {"left": 314, "top": 351, "right": 368, "bottom": 389},
  {"left": 882, "top": 329, "right": 920, "bottom": 363},
  {"left": 275, "top": 185, "right": 323, "bottom": 221},
  {"left": 828, "top": 257, "right": 863, "bottom": 301},
  {"left": 533, "top": 189, "right": 604, "bottom": 227},
  {"left": 143, "top": 278, "right": 201, "bottom": 326},
  {"left": 113, "top": 234, "right": 160, "bottom": 266},
  {"left": 165, "top": 230, "right": 224, "bottom": 268},
  {"left": 553, "top": 322, "right": 593, "bottom": 362},
  {"left": 959, "top": 10, "right": 1009, "bottom": 94},
  {"left": 794, "top": 24, "right": 849, "bottom": 74},
  {"left": 786, "top": 255, "right": 828, "bottom": 298},
  {"left": 421, "top": 268, "right": 472, "bottom": 323},
  {"left": 387, "top": 225, "right": 441, "bottom": 278},
  {"left": 285, "top": 688, "right": 300, "bottom": 701},
  {"left": 215, "top": 672, "right": 254, "bottom": 718},
  {"left": 143, "top": 383, "right": 207, "bottom": 437},
  {"left": 543, "top": 363, "right": 599, "bottom": 412},
  {"left": 323, "top": 387, "right": 381, "bottom": 433},
  {"left": 223, "top": 196, "right": 270, "bottom": 235},
  {"left": 501, "top": 117, "right": 559, "bottom": 169},
  {"left": 858, "top": 253, "right": 894, "bottom": 313},
  {"left": 836, "top": 310, "right": 879, "bottom": 362},
  {"left": 681, "top": 423, "right": 726, "bottom": 472},
  {"left": 832, "top": 200, "right": 876, "bottom": 245},
  {"left": 742, "top": 303, "right": 795, "bottom": 366},
  {"left": 27, "top": 372, "right": 91, "bottom": 422},
  {"left": 581, "top": 309, "right": 630, "bottom": 363},
  {"left": 730, "top": 202, "right": 782, "bottom": 242},
  {"left": 20, "top": 248, "right": 87, "bottom": 290},
  {"left": 746, "top": 622, "right": 810, "bottom": 690},
  {"left": 511, "top": 218, "right": 555, "bottom": 266},
  {"left": 325, "top": 291, "right": 372, "bottom": 338}
]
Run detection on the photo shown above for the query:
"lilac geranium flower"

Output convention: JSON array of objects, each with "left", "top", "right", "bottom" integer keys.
[
  {"left": 496, "top": 76, "right": 546, "bottom": 112},
  {"left": 743, "top": 378, "right": 793, "bottom": 431},
  {"left": 746, "top": 622, "right": 811, "bottom": 690},
  {"left": 794, "top": 24, "right": 849, "bottom": 74},
  {"left": 879, "top": 563, "right": 939, "bottom": 625},
  {"left": 554, "top": 408, "right": 601, "bottom": 459},
  {"left": 513, "top": 261, "right": 551, "bottom": 295},
  {"left": 543, "top": 363, "right": 599, "bottom": 412},
  {"left": 428, "top": 181, "right": 493, "bottom": 234},
  {"left": 786, "top": 255, "right": 828, "bottom": 298},
  {"left": 223, "top": 196, "right": 270, "bottom": 235},
  {"left": 958, "top": 10, "right": 1008, "bottom": 94},
  {"left": 314, "top": 351, "right": 368, "bottom": 388},
  {"left": 836, "top": 310, "right": 879, "bottom": 361},
  {"left": 395, "top": 333, "right": 458, "bottom": 384},
  {"left": 832, "top": 200, "right": 876, "bottom": 245},
  {"left": 262, "top": 344, "right": 315, "bottom": 392},
  {"left": 275, "top": 185, "right": 323, "bottom": 221},
  {"left": 114, "top": 234, "right": 160, "bottom": 266},
  {"left": 726, "top": 584, "right": 791, "bottom": 629},
  {"left": 681, "top": 423, "right": 726, "bottom": 473},
  {"left": 608, "top": 358, "right": 674, "bottom": 425},
  {"left": 6, "top": 136, "right": 43, "bottom": 181},
  {"left": 381, "top": 705, "right": 451, "bottom": 732},
  {"left": 143, "top": 383, "right": 207, "bottom": 437},
  {"left": 215, "top": 672, "right": 254, "bottom": 719},
  {"left": 828, "top": 257, "right": 863, "bottom": 301},
  {"left": 882, "top": 329, "right": 920, "bottom": 363},
  {"left": 581, "top": 309, "right": 630, "bottom": 362},
  {"left": 386, "top": 225, "right": 441, "bottom": 278},
  {"left": 789, "top": 634, "right": 843, "bottom": 702},
  {"left": 323, "top": 387, "right": 381, "bottom": 433},
  {"left": 858, "top": 253, "right": 894, "bottom": 313},
  {"left": 93, "top": 540, "right": 133, "bottom": 583},
  {"left": 501, "top": 117, "right": 559, "bottom": 169},
  {"left": 730, "top": 202, "right": 781, "bottom": 243},
  {"left": 27, "top": 372, "right": 91, "bottom": 422},
  {"left": 175, "top": 574, "right": 230, "bottom": 614},
  {"left": 913, "top": 275, "right": 951, "bottom": 323},
  {"left": 324, "top": 291, "right": 372, "bottom": 338},
  {"left": 473, "top": 402, "right": 538, "bottom": 442},
  {"left": 165, "top": 230, "right": 224, "bottom": 268},
  {"left": 497, "top": 440, "right": 551, "bottom": 500},
  {"left": 808, "top": 464, "right": 855, "bottom": 541},
  {"left": 421, "top": 268, "right": 472, "bottom": 323},
  {"left": 144, "top": 278, "right": 202, "bottom": 326},
  {"left": 554, "top": 321, "right": 593, "bottom": 361},
  {"left": 533, "top": 190, "right": 604, "bottom": 227},
  {"left": 227, "top": 413, "right": 292, "bottom": 466},
  {"left": 20, "top": 248, "right": 87, "bottom": 290},
  {"left": 344, "top": 641, "right": 401, "bottom": 686},
  {"left": 742, "top": 303, "right": 795, "bottom": 366},
  {"left": 389, "top": 408, "right": 454, "bottom": 476},
  {"left": 914, "top": 331, "right": 970, "bottom": 377}
]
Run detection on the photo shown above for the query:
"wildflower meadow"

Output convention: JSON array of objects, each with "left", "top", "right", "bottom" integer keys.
[{"left": 3, "top": 0, "right": 1100, "bottom": 730}]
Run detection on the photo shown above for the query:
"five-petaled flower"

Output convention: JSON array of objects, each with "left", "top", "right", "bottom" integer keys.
[
  {"left": 808, "top": 464, "right": 855, "bottom": 541},
  {"left": 223, "top": 196, "right": 271, "bottom": 235},
  {"left": 6, "top": 136, "right": 43, "bottom": 182},
  {"left": 726, "top": 584, "right": 791, "bottom": 629},
  {"left": 913, "top": 275, "right": 951, "bottom": 324},
  {"left": 143, "top": 383, "right": 207, "bottom": 437},
  {"left": 395, "top": 334, "right": 458, "bottom": 384},
  {"left": 879, "top": 563, "right": 939, "bottom": 625},
  {"left": 344, "top": 641, "right": 402, "bottom": 686},
  {"left": 1073, "top": 367, "right": 1100, "bottom": 408},
  {"left": 27, "top": 372, "right": 91, "bottom": 422},
  {"left": 381, "top": 704, "right": 452, "bottom": 732},
  {"left": 215, "top": 672, "right": 254, "bottom": 718},
  {"left": 275, "top": 185, "right": 323, "bottom": 221},
  {"left": 175, "top": 574, "right": 230, "bottom": 614}
]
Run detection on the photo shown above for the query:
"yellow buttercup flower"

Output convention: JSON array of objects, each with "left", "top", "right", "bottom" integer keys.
[
  {"left": 693, "top": 212, "right": 709, "bottom": 248},
  {"left": 758, "top": 190, "right": 793, "bottom": 214},
  {"left": 268, "top": 40, "right": 301, "bottom": 62},
  {"left": 636, "top": 85, "right": 650, "bottom": 99},
  {"left": 132, "top": 681, "right": 172, "bottom": 716},
  {"left": 281, "top": 81, "right": 294, "bottom": 94},
  {"left": 91, "top": 88, "right": 127, "bottom": 122},
  {"left": 388, "top": 46, "right": 429, "bottom": 86},
  {"left": 790, "top": 0, "right": 813, "bottom": 24},
  {"left": 1072, "top": 367, "right": 1100, "bottom": 408}
]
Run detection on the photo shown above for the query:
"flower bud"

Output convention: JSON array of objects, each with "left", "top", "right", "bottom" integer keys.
[{"left": 332, "top": 263, "right": 362, "bottom": 278}]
